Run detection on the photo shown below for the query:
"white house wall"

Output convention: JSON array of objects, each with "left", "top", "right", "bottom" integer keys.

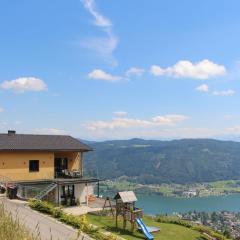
[
  {"left": 54, "top": 183, "right": 94, "bottom": 205},
  {"left": 75, "top": 183, "right": 94, "bottom": 204}
]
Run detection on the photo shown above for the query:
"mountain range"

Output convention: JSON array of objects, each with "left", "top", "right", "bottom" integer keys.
[{"left": 83, "top": 138, "right": 240, "bottom": 184}]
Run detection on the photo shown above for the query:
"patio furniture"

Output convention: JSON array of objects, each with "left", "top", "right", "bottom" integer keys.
[{"left": 72, "top": 170, "right": 82, "bottom": 178}]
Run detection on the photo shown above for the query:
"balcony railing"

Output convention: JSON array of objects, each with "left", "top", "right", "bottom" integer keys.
[{"left": 55, "top": 169, "right": 82, "bottom": 179}]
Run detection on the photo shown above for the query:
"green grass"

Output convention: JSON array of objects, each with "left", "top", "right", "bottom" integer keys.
[
  {"left": 208, "top": 180, "right": 240, "bottom": 194},
  {"left": 87, "top": 214, "right": 203, "bottom": 240}
]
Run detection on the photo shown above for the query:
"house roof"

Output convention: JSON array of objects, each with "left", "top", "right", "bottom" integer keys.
[
  {"left": 114, "top": 191, "right": 137, "bottom": 203},
  {"left": 0, "top": 131, "right": 92, "bottom": 152}
]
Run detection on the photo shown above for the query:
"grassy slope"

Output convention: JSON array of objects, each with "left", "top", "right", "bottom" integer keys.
[
  {"left": 0, "top": 203, "right": 36, "bottom": 240},
  {"left": 87, "top": 214, "right": 202, "bottom": 240}
]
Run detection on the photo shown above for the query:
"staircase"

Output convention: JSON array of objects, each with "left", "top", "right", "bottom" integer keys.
[{"left": 35, "top": 182, "right": 57, "bottom": 200}]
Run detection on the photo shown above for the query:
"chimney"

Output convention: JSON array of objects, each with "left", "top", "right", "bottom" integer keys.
[{"left": 8, "top": 130, "right": 16, "bottom": 136}]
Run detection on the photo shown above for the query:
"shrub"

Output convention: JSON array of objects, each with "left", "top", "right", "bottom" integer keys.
[{"left": 29, "top": 199, "right": 54, "bottom": 215}]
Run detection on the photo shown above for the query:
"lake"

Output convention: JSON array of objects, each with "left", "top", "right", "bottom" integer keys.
[{"left": 136, "top": 194, "right": 240, "bottom": 215}]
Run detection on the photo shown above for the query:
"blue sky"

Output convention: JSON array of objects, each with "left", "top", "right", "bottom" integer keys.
[{"left": 0, "top": 0, "right": 240, "bottom": 140}]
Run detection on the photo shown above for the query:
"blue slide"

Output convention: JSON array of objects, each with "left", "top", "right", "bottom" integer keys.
[{"left": 135, "top": 218, "right": 154, "bottom": 240}]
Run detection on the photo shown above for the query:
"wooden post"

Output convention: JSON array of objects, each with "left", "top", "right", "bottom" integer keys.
[
  {"left": 103, "top": 197, "right": 114, "bottom": 217},
  {"left": 57, "top": 184, "right": 60, "bottom": 206},
  {"left": 131, "top": 211, "right": 135, "bottom": 232},
  {"left": 97, "top": 181, "right": 100, "bottom": 197},
  {"left": 115, "top": 200, "right": 118, "bottom": 228},
  {"left": 123, "top": 217, "right": 126, "bottom": 230},
  {"left": 80, "top": 152, "right": 83, "bottom": 177}
]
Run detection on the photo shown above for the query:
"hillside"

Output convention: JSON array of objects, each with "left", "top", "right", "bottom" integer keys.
[{"left": 84, "top": 138, "right": 240, "bottom": 184}]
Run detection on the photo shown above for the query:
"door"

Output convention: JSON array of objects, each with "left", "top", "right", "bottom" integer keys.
[{"left": 54, "top": 157, "right": 68, "bottom": 177}]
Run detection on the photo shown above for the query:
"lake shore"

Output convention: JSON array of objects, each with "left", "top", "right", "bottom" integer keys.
[{"left": 101, "top": 179, "right": 240, "bottom": 198}]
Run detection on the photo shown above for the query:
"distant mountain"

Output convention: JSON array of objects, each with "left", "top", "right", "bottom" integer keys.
[{"left": 83, "top": 138, "right": 240, "bottom": 184}]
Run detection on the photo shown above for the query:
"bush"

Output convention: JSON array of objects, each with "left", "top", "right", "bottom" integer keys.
[{"left": 29, "top": 199, "right": 54, "bottom": 215}]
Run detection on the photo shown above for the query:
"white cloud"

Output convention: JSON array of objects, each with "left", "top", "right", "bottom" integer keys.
[
  {"left": 0, "top": 107, "right": 4, "bottom": 113},
  {"left": 196, "top": 84, "right": 209, "bottom": 92},
  {"left": 1, "top": 77, "right": 47, "bottom": 93},
  {"left": 85, "top": 114, "right": 188, "bottom": 131},
  {"left": 82, "top": 0, "right": 111, "bottom": 27},
  {"left": 213, "top": 89, "right": 235, "bottom": 96},
  {"left": 150, "top": 59, "right": 226, "bottom": 79},
  {"left": 82, "top": 126, "right": 221, "bottom": 140},
  {"left": 88, "top": 69, "right": 122, "bottom": 82},
  {"left": 81, "top": 35, "right": 118, "bottom": 65},
  {"left": 113, "top": 111, "right": 127, "bottom": 117},
  {"left": 34, "top": 128, "right": 66, "bottom": 135},
  {"left": 150, "top": 65, "right": 165, "bottom": 76},
  {"left": 126, "top": 67, "right": 145, "bottom": 77},
  {"left": 81, "top": 0, "right": 118, "bottom": 65},
  {"left": 152, "top": 115, "right": 188, "bottom": 125},
  {"left": 85, "top": 118, "right": 152, "bottom": 130}
]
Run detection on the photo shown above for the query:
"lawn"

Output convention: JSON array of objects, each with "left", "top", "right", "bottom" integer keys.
[{"left": 87, "top": 214, "right": 203, "bottom": 240}]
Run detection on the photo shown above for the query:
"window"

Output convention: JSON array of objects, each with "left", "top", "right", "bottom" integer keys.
[{"left": 29, "top": 160, "right": 39, "bottom": 172}]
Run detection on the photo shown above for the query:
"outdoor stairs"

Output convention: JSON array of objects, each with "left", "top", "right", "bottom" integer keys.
[{"left": 35, "top": 182, "right": 57, "bottom": 200}]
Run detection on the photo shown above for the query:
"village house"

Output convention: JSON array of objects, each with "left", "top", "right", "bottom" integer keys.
[{"left": 0, "top": 130, "right": 99, "bottom": 206}]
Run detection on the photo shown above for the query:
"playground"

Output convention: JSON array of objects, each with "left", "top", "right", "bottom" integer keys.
[
  {"left": 86, "top": 214, "right": 202, "bottom": 240},
  {"left": 86, "top": 191, "right": 202, "bottom": 240}
]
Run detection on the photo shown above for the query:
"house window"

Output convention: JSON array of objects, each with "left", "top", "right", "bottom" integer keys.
[{"left": 29, "top": 160, "right": 39, "bottom": 172}]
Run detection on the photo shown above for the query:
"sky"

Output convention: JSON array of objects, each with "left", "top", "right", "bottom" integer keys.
[{"left": 1, "top": 0, "right": 240, "bottom": 140}]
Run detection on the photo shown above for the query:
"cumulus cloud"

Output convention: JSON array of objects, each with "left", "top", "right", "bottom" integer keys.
[
  {"left": 196, "top": 84, "right": 209, "bottom": 92},
  {"left": 126, "top": 67, "right": 145, "bottom": 77},
  {"left": 1, "top": 77, "right": 47, "bottom": 93},
  {"left": 150, "top": 65, "right": 165, "bottom": 76},
  {"left": 213, "top": 89, "right": 235, "bottom": 96},
  {"left": 88, "top": 69, "right": 122, "bottom": 82},
  {"left": 34, "top": 128, "right": 66, "bottom": 135},
  {"left": 85, "top": 114, "right": 188, "bottom": 131},
  {"left": 81, "top": 0, "right": 118, "bottom": 64},
  {"left": 150, "top": 59, "right": 226, "bottom": 79}
]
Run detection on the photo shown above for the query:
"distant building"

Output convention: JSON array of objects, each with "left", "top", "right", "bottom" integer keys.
[{"left": 182, "top": 189, "right": 197, "bottom": 197}]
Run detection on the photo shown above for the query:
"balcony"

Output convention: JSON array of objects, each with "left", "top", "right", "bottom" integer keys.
[{"left": 55, "top": 169, "right": 82, "bottom": 179}]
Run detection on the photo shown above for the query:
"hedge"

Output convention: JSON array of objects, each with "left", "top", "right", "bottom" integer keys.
[{"left": 29, "top": 199, "right": 118, "bottom": 240}]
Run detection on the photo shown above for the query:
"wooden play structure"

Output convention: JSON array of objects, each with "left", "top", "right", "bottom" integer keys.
[
  {"left": 114, "top": 191, "right": 143, "bottom": 232},
  {"left": 102, "top": 196, "right": 115, "bottom": 216}
]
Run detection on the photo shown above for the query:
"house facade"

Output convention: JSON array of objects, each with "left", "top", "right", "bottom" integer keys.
[{"left": 0, "top": 130, "right": 99, "bottom": 205}]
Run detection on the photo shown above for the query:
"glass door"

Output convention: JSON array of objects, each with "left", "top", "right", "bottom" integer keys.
[{"left": 54, "top": 157, "right": 68, "bottom": 177}]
